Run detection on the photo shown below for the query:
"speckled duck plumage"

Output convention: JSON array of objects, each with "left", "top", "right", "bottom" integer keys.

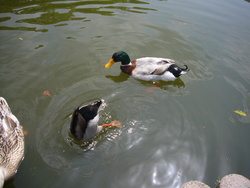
[{"left": 0, "top": 97, "right": 24, "bottom": 187}]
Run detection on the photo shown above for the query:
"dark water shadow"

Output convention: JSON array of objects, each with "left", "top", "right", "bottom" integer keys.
[
  {"left": 2, "top": 178, "right": 15, "bottom": 188},
  {"left": 105, "top": 71, "right": 130, "bottom": 82},
  {"left": 105, "top": 71, "right": 186, "bottom": 89},
  {"left": 138, "top": 78, "right": 186, "bottom": 88}
]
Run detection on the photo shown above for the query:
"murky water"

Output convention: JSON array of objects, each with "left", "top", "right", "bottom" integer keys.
[{"left": 1, "top": 0, "right": 250, "bottom": 187}]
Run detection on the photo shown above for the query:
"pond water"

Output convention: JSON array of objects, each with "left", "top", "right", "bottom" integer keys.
[{"left": 1, "top": 0, "right": 250, "bottom": 187}]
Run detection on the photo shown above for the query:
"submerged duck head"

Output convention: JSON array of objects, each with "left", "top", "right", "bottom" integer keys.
[
  {"left": 70, "top": 99, "right": 122, "bottom": 142},
  {"left": 70, "top": 99, "right": 106, "bottom": 141},
  {"left": 75, "top": 100, "right": 105, "bottom": 123},
  {"left": 105, "top": 51, "right": 130, "bottom": 68}
]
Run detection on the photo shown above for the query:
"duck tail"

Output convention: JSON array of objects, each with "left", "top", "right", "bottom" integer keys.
[{"left": 180, "top": 65, "right": 189, "bottom": 74}]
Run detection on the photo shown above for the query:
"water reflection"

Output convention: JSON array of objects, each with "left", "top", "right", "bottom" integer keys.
[
  {"left": 0, "top": 25, "right": 48, "bottom": 32},
  {"left": 0, "top": 0, "right": 156, "bottom": 32},
  {"left": 105, "top": 71, "right": 130, "bottom": 82},
  {"left": 106, "top": 70, "right": 186, "bottom": 86}
]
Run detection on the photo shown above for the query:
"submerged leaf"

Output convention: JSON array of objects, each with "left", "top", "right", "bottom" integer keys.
[
  {"left": 19, "top": 37, "right": 23, "bottom": 40},
  {"left": 234, "top": 110, "right": 247, "bottom": 116},
  {"left": 43, "top": 90, "right": 51, "bottom": 96}
]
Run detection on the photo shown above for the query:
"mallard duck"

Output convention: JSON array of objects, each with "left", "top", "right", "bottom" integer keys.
[
  {"left": 0, "top": 97, "right": 24, "bottom": 188},
  {"left": 105, "top": 51, "right": 189, "bottom": 81},
  {"left": 70, "top": 99, "right": 121, "bottom": 142}
]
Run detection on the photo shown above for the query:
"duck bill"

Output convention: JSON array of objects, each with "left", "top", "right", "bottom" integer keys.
[{"left": 105, "top": 59, "right": 115, "bottom": 68}]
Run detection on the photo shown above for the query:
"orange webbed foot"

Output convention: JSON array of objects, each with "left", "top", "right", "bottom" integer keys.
[{"left": 102, "top": 120, "right": 122, "bottom": 128}]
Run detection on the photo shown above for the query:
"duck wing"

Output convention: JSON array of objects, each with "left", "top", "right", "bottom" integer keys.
[
  {"left": 134, "top": 58, "right": 175, "bottom": 76},
  {"left": 70, "top": 108, "right": 87, "bottom": 141},
  {"left": 150, "top": 62, "right": 173, "bottom": 75}
]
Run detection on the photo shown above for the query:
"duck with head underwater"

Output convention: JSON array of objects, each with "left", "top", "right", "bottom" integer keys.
[
  {"left": 105, "top": 51, "right": 189, "bottom": 82},
  {"left": 70, "top": 99, "right": 122, "bottom": 142}
]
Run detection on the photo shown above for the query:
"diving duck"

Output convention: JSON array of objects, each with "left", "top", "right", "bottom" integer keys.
[
  {"left": 0, "top": 97, "right": 24, "bottom": 188},
  {"left": 105, "top": 51, "right": 189, "bottom": 81},
  {"left": 70, "top": 99, "right": 121, "bottom": 142}
]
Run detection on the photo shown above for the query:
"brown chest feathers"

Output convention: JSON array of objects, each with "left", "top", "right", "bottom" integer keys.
[{"left": 120, "top": 60, "right": 136, "bottom": 75}]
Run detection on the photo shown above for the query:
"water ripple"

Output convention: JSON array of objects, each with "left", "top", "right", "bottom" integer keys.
[{"left": 0, "top": 0, "right": 156, "bottom": 32}]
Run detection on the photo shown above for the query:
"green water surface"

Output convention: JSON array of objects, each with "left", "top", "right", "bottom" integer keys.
[{"left": 0, "top": 0, "right": 250, "bottom": 187}]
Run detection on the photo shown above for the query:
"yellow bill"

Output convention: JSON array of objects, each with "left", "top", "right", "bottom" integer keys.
[{"left": 105, "top": 59, "right": 115, "bottom": 68}]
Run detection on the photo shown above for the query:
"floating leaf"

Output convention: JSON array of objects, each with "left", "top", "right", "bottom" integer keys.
[
  {"left": 23, "top": 130, "right": 28, "bottom": 136},
  {"left": 19, "top": 37, "right": 23, "bottom": 40},
  {"left": 35, "top": 44, "right": 44, "bottom": 49},
  {"left": 234, "top": 110, "right": 247, "bottom": 116},
  {"left": 43, "top": 90, "right": 51, "bottom": 96}
]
